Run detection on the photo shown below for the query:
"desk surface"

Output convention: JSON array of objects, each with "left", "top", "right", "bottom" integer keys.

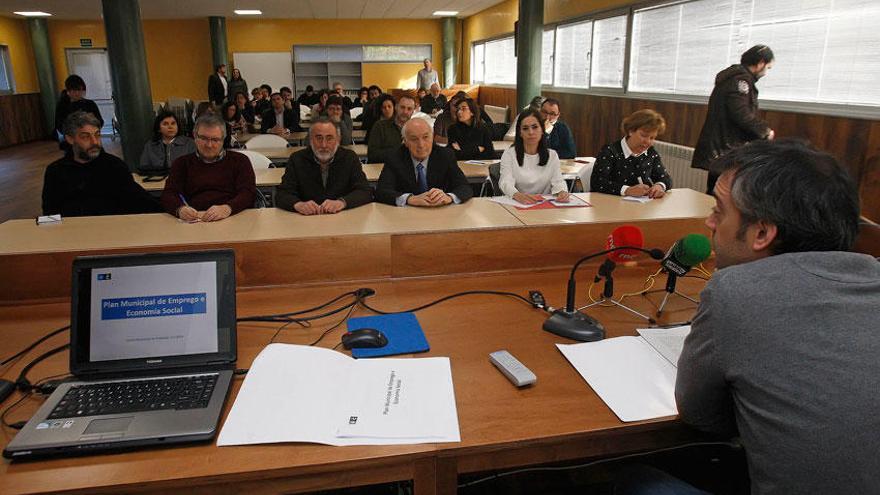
[
  {"left": 134, "top": 167, "right": 285, "bottom": 192},
  {"left": 0, "top": 268, "right": 703, "bottom": 495}
]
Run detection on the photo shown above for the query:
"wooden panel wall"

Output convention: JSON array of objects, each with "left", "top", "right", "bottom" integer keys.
[
  {"left": 0, "top": 93, "right": 46, "bottom": 148},
  {"left": 477, "top": 87, "right": 880, "bottom": 221}
]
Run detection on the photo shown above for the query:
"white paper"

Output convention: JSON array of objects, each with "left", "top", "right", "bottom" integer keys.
[
  {"left": 636, "top": 325, "right": 691, "bottom": 367},
  {"left": 464, "top": 159, "right": 500, "bottom": 165},
  {"left": 557, "top": 338, "right": 678, "bottom": 422},
  {"left": 36, "top": 214, "right": 62, "bottom": 224},
  {"left": 489, "top": 194, "right": 588, "bottom": 208},
  {"left": 489, "top": 196, "right": 540, "bottom": 208},
  {"left": 622, "top": 196, "right": 652, "bottom": 203},
  {"left": 217, "top": 344, "right": 460, "bottom": 447}
]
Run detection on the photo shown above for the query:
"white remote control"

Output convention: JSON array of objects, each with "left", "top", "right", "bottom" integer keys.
[{"left": 489, "top": 350, "right": 536, "bottom": 387}]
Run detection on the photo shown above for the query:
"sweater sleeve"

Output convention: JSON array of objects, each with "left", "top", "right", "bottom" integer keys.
[
  {"left": 159, "top": 159, "right": 187, "bottom": 215},
  {"left": 479, "top": 125, "right": 495, "bottom": 159},
  {"left": 547, "top": 152, "right": 567, "bottom": 195},
  {"left": 226, "top": 157, "right": 257, "bottom": 214},
  {"left": 589, "top": 145, "right": 623, "bottom": 195},
  {"left": 498, "top": 148, "right": 519, "bottom": 197}
]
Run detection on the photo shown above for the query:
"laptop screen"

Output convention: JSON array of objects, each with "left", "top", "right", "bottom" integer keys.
[{"left": 70, "top": 250, "right": 237, "bottom": 375}]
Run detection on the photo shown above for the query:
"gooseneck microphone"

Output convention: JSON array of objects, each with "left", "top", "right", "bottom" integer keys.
[
  {"left": 644, "top": 234, "right": 712, "bottom": 315},
  {"left": 543, "top": 226, "right": 663, "bottom": 342}
]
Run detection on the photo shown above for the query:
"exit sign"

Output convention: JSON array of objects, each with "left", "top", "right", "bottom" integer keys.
[{"left": 80, "top": 38, "right": 92, "bottom": 47}]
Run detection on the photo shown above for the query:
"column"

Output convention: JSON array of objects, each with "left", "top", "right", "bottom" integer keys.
[
  {"left": 442, "top": 17, "right": 456, "bottom": 88},
  {"left": 515, "top": 0, "right": 544, "bottom": 111},
  {"left": 27, "top": 18, "right": 57, "bottom": 137},
  {"left": 102, "top": 0, "right": 154, "bottom": 169},
  {"left": 209, "top": 17, "right": 229, "bottom": 71}
]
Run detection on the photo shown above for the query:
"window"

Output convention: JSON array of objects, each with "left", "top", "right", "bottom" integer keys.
[
  {"left": 471, "top": 43, "right": 485, "bottom": 84},
  {"left": 541, "top": 30, "right": 555, "bottom": 85},
  {"left": 362, "top": 45, "right": 432, "bottom": 63},
  {"left": 0, "top": 46, "right": 14, "bottom": 94},
  {"left": 484, "top": 37, "right": 517, "bottom": 85},
  {"left": 554, "top": 20, "right": 592, "bottom": 88},
  {"left": 591, "top": 15, "right": 628, "bottom": 88}
]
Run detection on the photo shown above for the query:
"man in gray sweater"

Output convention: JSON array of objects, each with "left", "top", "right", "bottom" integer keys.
[{"left": 674, "top": 139, "right": 880, "bottom": 494}]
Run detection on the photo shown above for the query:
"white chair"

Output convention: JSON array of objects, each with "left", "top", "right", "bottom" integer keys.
[
  {"left": 236, "top": 150, "right": 273, "bottom": 170},
  {"left": 300, "top": 104, "right": 311, "bottom": 121},
  {"left": 245, "top": 134, "right": 289, "bottom": 149},
  {"left": 483, "top": 104, "right": 509, "bottom": 124},
  {"left": 350, "top": 107, "right": 363, "bottom": 120}
]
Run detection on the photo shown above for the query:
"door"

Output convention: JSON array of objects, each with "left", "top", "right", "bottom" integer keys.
[{"left": 66, "top": 48, "right": 115, "bottom": 134}]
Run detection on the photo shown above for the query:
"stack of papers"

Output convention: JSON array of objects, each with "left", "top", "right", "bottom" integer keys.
[
  {"left": 622, "top": 196, "right": 653, "bottom": 204},
  {"left": 490, "top": 195, "right": 591, "bottom": 209},
  {"left": 217, "top": 344, "right": 461, "bottom": 446},
  {"left": 557, "top": 325, "right": 691, "bottom": 422},
  {"left": 464, "top": 159, "right": 501, "bottom": 165}
]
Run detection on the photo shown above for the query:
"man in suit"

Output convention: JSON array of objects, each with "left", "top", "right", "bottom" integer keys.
[
  {"left": 376, "top": 118, "right": 473, "bottom": 207},
  {"left": 261, "top": 92, "right": 303, "bottom": 135},
  {"left": 207, "top": 64, "right": 228, "bottom": 105},
  {"left": 541, "top": 98, "right": 576, "bottom": 159},
  {"left": 275, "top": 117, "right": 372, "bottom": 215}
]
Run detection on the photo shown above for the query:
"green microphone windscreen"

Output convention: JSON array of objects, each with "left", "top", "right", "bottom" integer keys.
[{"left": 676, "top": 234, "right": 712, "bottom": 267}]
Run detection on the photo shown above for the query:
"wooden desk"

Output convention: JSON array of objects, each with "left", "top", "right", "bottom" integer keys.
[
  {"left": 134, "top": 168, "right": 286, "bottom": 192},
  {"left": 0, "top": 268, "right": 703, "bottom": 495},
  {"left": 362, "top": 162, "right": 490, "bottom": 184}
]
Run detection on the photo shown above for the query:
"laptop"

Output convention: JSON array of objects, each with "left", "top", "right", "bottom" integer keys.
[{"left": 4, "top": 250, "right": 237, "bottom": 460}]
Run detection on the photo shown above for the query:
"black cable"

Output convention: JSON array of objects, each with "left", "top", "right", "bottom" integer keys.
[
  {"left": 15, "top": 343, "right": 70, "bottom": 393},
  {"left": 237, "top": 290, "right": 361, "bottom": 322},
  {"left": 357, "top": 290, "right": 534, "bottom": 315},
  {"left": 237, "top": 298, "right": 358, "bottom": 324},
  {"left": 307, "top": 303, "right": 357, "bottom": 347},
  {"left": 1, "top": 325, "right": 69, "bottom": 368},
  {"left": 1, "top": 391, "right": 33, "bottom": 429}
]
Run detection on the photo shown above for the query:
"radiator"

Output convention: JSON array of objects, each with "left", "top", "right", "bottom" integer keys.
[{"left": 653, "top": 140, "right": 707, "bottom": 192}]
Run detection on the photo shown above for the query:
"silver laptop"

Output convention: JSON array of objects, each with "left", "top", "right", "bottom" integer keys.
[{"left": 4, "top": 250, "right": 237, "bottom": 460}]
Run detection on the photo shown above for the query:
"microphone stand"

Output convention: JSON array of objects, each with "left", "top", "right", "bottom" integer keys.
[
  {"left": 543, "top": 246, "right": 663, "bottom": 342},
  {"left": 578, "top": 259, "right": 656, "bottom": 324},
  {"left": 641, "top": 271, "right": 700, "bottom": 316}
]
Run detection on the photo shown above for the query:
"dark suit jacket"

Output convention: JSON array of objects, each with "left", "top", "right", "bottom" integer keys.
[
  {"left": 260, "top": 108, "right": 303, "bottom": 133},
  {"left": 375, "top": 145, "right": 473, "bottom": 206},
  {"left": 208, "top": 74, "right": 226, "bottom": 105},
  {"left": 275, "top": 147, "right": 372, "bottom": 211}
]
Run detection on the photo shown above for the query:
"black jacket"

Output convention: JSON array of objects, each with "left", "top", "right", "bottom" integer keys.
[
  {"left": 375, "top": 145, "right": 473, "bottom": 205},
  {"left": 208, "top": 73, "right": 227, "bottom": 105},
  {"left": 590, "top": 140, "right": 673, "bottom": 195},
  {"left": 260, "top": 108, "right": 303, "bottom": 133},
  {"left": 692, "top": 64, "right": 771, "bottom": 171},
  {"left": 54, "top": 96, "right": 104, "bottom": 137},
  {"left": 447, "top": 122, "right": 494, "bottom": 160},
  {"left": 275, "top": 147, "right": 372, "bottom": 211}
]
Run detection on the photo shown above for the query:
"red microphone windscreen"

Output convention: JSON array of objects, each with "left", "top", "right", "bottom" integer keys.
[{"left": 605, "top": 225, "right": 644, "bottom": 263}]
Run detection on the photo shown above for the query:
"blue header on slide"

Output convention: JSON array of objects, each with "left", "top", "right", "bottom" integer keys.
[{"left": 101, "top": 293, "right": 207, "bottom": 320}]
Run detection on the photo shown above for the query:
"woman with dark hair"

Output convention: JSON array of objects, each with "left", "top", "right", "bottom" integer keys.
[
  {"left": 139, "top": 111, "right": 196, "bottom": 175},
  {"left": 590, "top": 109, "right": 672, "bottom": 198},
  {"left": 447, "top": 98, "right": 494, "bottom": 160},
  {"left": 234, "top": 91, "right": 255, "bottom": 124},
  {"left": 228, "top": 68, "right": 248, "bottom": 103},
  {"left": 352, "top": 87, "right": 369, "bottom": 109},
  {"left": 365, "top": 93, "right": 396, "bottom": 141},
  {"left": 55, "top": 74, "right": 104, "bottom": 146},
  {"left": 498, "top": 109, "right": 569, "bottom": 204},
  {"left": 432, "top": 91, "right": 467, "bottom": 145},
  {"left": 311, "top": 89, "right": 331, "bottom": 116},
  {"left": 221, "top": 100, "right": 244, "bottom": 132}
]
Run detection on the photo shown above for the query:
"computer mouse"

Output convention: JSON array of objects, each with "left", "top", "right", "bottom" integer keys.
[{"left": 341, "top": 328, "right": 388, "bottom": 349}]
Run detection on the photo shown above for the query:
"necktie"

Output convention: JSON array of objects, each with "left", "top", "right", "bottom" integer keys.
[{"left": 416, "top": 163, "right": 428, "bottom": 194}]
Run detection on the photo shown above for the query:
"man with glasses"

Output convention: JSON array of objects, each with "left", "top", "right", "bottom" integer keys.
[
  {"left": 275, "top": 117, "right": 372, "bottom": 215},
  {"left": 42, "top": 111, "right": 160, "bottom": 217},
  {"left": 160, "top": 114, "right": 256, "bottom": 222},
  {"left": 540, "top": 98, "right": 576, "bottom": 159}
]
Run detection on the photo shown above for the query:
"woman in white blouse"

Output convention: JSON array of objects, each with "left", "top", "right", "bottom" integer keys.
[{"left": 499, "top": 109, "right": 570, "bottom": 204}]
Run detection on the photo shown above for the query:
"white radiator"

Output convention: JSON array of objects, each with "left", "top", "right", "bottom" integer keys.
[{"left": 653, "top": 140, "right": 707, "bottom": 192}]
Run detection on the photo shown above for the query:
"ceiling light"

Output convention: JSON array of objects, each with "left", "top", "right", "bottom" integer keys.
[
  {"left": 234, "top": 10, "right": 262, "bottom": 15},
  {"left": 433, "top": 11, "right": 459, "bottom": 16},
  {"left": 14, "top": 11, "right": 52, "bottom": 17}
]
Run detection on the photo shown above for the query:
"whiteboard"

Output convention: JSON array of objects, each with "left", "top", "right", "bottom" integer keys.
[{"left": 232, "top": 52, "right": 293, "bottom": 93}]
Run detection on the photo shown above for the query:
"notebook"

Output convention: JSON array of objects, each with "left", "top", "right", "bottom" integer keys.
[
  {"left": 3, "top": 250, "right": 237, "bottom": 460},
  {"left": 346, "top": 313, "right": 430, "bottom": 358}
]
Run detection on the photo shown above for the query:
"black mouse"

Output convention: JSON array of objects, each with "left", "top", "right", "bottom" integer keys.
[{"left": 341, "top": 328, "right": 388, "bottom": 349}]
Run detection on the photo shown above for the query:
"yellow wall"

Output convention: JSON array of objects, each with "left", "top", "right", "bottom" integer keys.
[
  {"left": 0, "top": 16, "right": 39, "bottom": 93},
  {"left": 47, "top": 19, "right": 106, "bottom": 91},
  {"left": 142, "top": 20, "right": 212, "bottom": 102},
  {"left": 461, "top": 0, "right": 633, "bottom": 83}
]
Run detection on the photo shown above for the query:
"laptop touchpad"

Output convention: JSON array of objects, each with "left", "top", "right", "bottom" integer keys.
[{"left": 83, "top": 417, "right": 133, "bottom": 434}]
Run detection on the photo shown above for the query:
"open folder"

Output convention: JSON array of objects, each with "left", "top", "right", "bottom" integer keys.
[
  {"left": 217, "top": 344, "right": 461, "bottom": 446},
  {"left": 557, "top": 326, "right": 691, "bottom": 422}
]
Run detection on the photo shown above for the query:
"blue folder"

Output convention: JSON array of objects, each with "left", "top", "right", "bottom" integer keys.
[{"left": 347, "top": 312, "right": 430, "bottom": 358}]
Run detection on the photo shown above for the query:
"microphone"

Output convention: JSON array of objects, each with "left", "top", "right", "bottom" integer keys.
[
  {"left": 544, "top": 225, "right": 663, "bottom": 342},
  {"left": 661, "top": 234, "right": 712, "bottom": 277}
]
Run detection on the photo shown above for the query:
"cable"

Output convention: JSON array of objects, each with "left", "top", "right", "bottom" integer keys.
[
  {"left": 1, "top": 325, "right": 69, "bottom": 369},
  {"left": 237, "top": 290, "right": 361, "bottom": 322},
  {"left": 15, "top": 343, "right": 70, "bottom": 394},
  {"left": 457, "top": 441, "right": 740, "bottom": 489},
  {"left": 358, "top": 290, "right": 534, "bottom": 315},
  {"left": 1, "top": 391, "right": 33, "bottom": 430},
  {"left": 307, "top": 303, "right": 357, "bottom": 347}
]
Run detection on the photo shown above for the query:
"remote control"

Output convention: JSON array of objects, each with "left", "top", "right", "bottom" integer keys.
[{"left": 489, "top": 350, "right": 536, "bottom": 387}]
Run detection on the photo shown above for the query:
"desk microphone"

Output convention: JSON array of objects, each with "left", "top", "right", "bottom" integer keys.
[
  {"left": 543, "top": 225, "right": 663, "bottom": 342},
  {"left": 645, "top": 234, "right": 712, "bottom": 315}
]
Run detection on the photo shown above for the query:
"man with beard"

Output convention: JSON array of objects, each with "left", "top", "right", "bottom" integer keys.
[
  {"left": 42, "top": 111, "right": 160, "bottom": 217},
  {"left": 693, "top": 45, "right": 776, "bottom": 193},
  {"left": 275, "top": 117, "right": 372, "bottom": 215}
]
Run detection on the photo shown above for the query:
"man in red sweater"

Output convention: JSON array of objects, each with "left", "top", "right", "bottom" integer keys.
[{"left": 160, "top": 114, "right": 256, "bottom": 222}]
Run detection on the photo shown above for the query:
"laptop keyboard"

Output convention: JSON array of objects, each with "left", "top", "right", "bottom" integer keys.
[{"left": 47, "top": 374, "right": 219, "bottom": 420}]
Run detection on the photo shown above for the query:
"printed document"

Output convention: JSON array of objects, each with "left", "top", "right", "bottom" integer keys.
[{"left": 217, "top": 344, "right": 460, "bottom": 446}]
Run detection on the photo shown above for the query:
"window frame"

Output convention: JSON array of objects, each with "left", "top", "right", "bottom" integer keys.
[{"left": 0, "top": 45, "right": 15, "bottom": 95}]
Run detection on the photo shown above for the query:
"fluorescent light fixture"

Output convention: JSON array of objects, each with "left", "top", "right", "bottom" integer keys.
[
  {"left": 234, "top": 9, "right": 262, "bottom": 15},
  {"left": 14, "top": 11, "right": 52, "bottom": 17},
  {"left": 433, "top": 11, "right": 459, "bottom": 16}
]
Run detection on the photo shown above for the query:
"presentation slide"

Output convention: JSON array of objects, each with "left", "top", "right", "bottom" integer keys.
[{"left": 89, "top": 261, "right": 219, "bottom": 362}]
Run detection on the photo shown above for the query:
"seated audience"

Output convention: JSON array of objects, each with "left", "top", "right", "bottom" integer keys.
[
  {"left": 364, "top": 93, "right": 395, "bottom": 141},
  {"left": 420, "top": 83, "right": 447, "bottom": 116},
  {"left": 311, "top": 90, "right": 331, "bottom": 116},
  {"left": 368, "top": 95, "right": 416, "bottom": 163},
  {"left": 352, "top": 86, "right": 369, "bottom": 109},
  {"left": 55, "top": 75, "right": 104, "bottom": 150},
  {"left": 42, "top": 111, "right": 160, "bottom": 217},
  {"left": 228, "top": 68, "right": 248, "bottom": 103},
  {"left": 139, "top": 111, "right": 196, "bottom": 175},
  {"left": 376, "top": 118, "right": 472, "bottom": 207},
  {"left": 669, "top": 139, "right": 879, "bottom": 495},
  {"left": 416, "top": 88, "right": 427, "bottom": 108},
  {"left": 499, "top": 109, "right": 569, "bottom": 204},
  {"left": 447, "top": 97, "right": 495, "bottom": 160},
  {"left": 261, "top": 92, "right": 303, "bottom": 135},
  {"left": 332, "top": 82, "right": 354, "bottom": 112},
  {"left": 590, "top": 109, "right": 672, "bottom": 198},
  {"left": 280, "top": 86, "right": 294, "bottom": 110},
  {"left": 234, "top": 91, "right": 255, "bottom": 124},
  {"left": 326, "top": 96, "right": 354, "bottom": 145},
  {"left": 359, "top": 85, "right": 384, "bottom": 129},
  {"left": 160, "top": 113, "right": 256, "bottom": 222},
  {"left": 221, "top": 100, "right": 245, "bottom": 134},
  {"left": 254, "top": 84, "right": 272, "bottom": 116},
  {"left": 297, "top": 85, "right": 318, "bottom": 108},
  {"left": 275, "top": 117, "right": 372, "bottom": 215},
  {"left": 504, "top": 96, "right": 546, "bottom": 141},
  {"left": 540, "top": 98, "right": 576, "bottom": 159},
  {"left": 432, "top": 91, "right": 467, "bottom": 145}
]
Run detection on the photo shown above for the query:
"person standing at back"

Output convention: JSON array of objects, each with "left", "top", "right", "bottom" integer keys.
[
  {"left": 417, "top": 59, "right": 439, "bottom": 90},
  {"left": 55, "top": 75, "right": 104, "bottom": 149},
  {"left": 692, "top": 45, "right": 775, "bottom": 193},
  {"left": 227, "top": 68, "right": 248, "bottom": 103},
  {"left": 208, "top": 64, "right": 228, "bottom": 105}
]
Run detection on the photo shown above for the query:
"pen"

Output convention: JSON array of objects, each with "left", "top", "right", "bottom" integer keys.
[{"left": 178, "top": 193, "right": 189, "bottom": 207}]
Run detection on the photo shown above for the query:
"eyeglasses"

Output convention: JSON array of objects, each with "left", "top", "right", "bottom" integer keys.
[
  {"left": 541, "top": 110, "right": 560, "bottom": 117},
  {"left": 195, "top": 134, "right": 224, "bottom": 144}
]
